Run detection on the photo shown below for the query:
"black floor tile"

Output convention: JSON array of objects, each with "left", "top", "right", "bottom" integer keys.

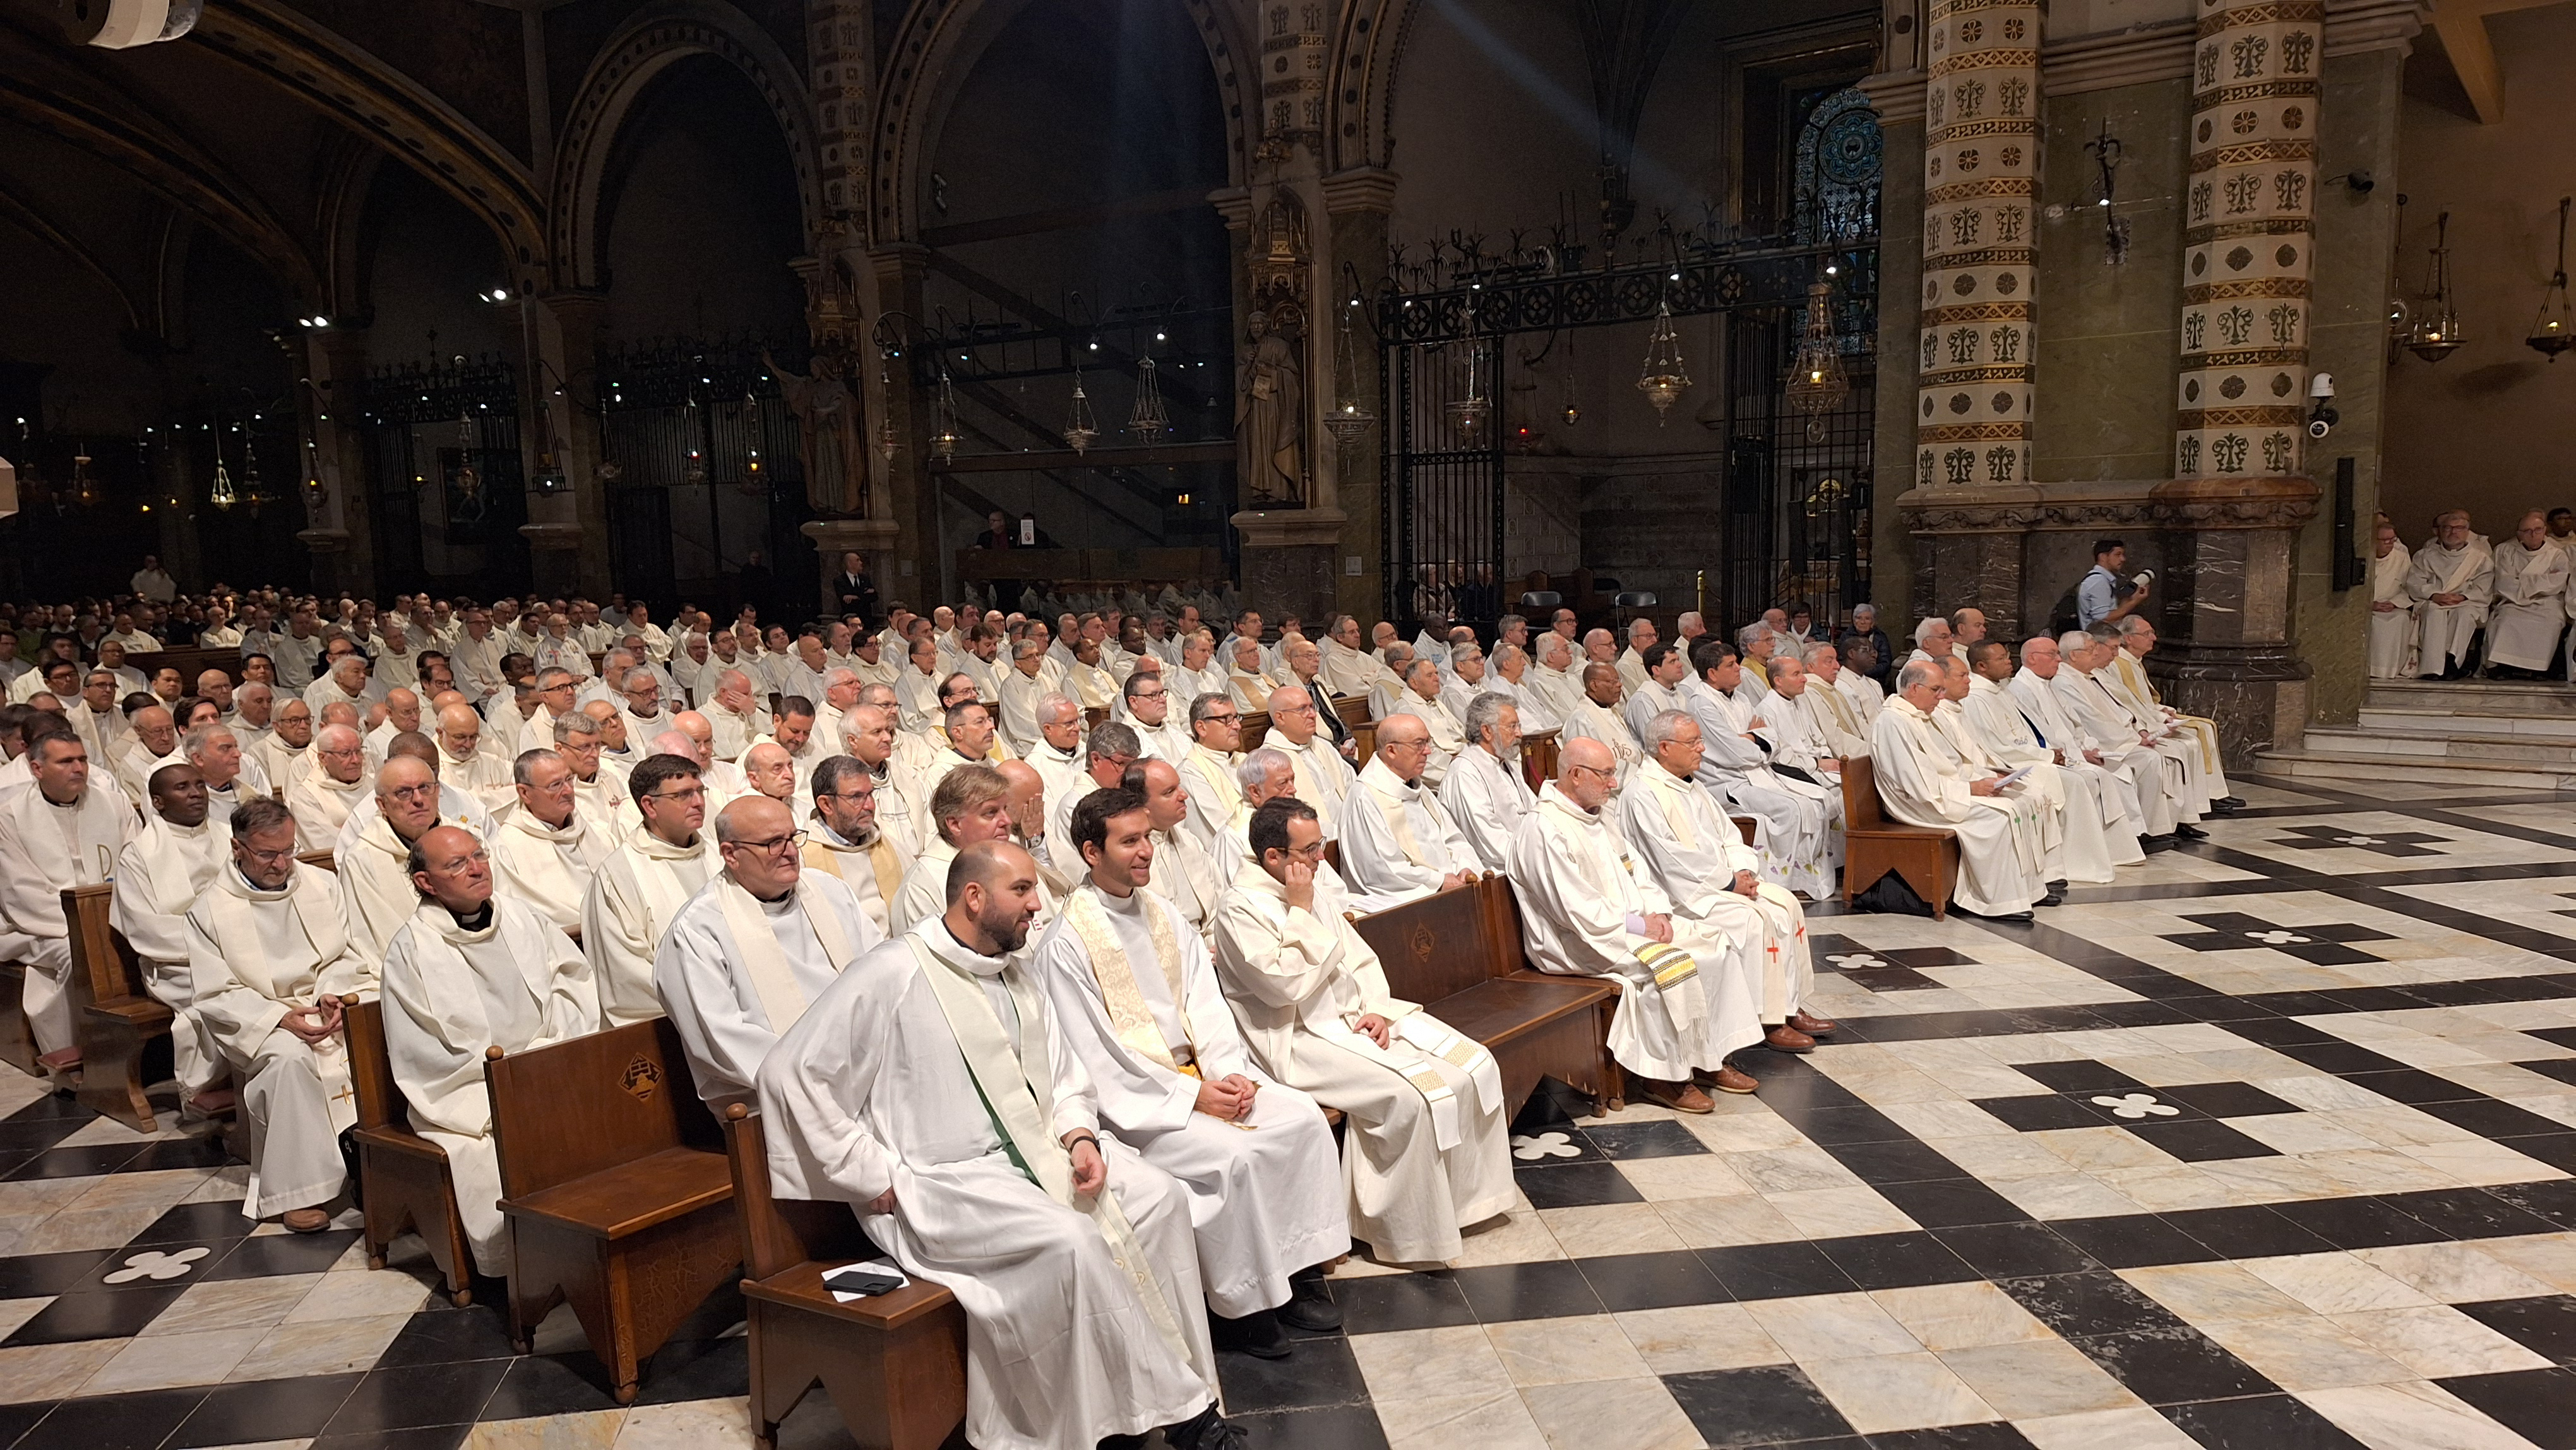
[
  {"left": 2434, "top": 1365, "right": 2576, "bottom": 1449},
  {"left": 1829, "top": 1139, "right": 1972, "bottom": 1185},
  {"left": 374, "top": 1304, "right": 518, "bottom": 1367},
  {"left": 204, "top": 1228, "right": 364, "bottom": 1279},
  {"left": 632, "top": 1331, "right": 748, "bottom": 1404},
  {"left": 323, "top": 1359, "right": 510, "bottom": 1434},
  {"left": 1334, "top": 1271, "right": 1476, "bottom": 1334},
  {"left": 1512, "top": 1160, "right": 1643, "bottom": 1209},
  {"left": 477, "top": 1353, "right": 622, "bottom": 1419},
  {"left": 2414, "top": 1098, "right": 2575, "bottom": 1139},
  {"left": 2159, "top": 1204, "right": 2338, "bottom": 1259},
  {"left": 1216, "top": 1334, "right": 1372, "bottom": 1413},
  {"left": 1931, "top": 1222, "right": 2099, "bottom": 1278},
  {"left": 1864, "top": 1427, "right": 2037, "bottom": 1449},
  {"left": 1780, "top": 1106, "right": 1916, "bottom": 1146},
  {"left": 1235, "top": 1403, "right": 1392, "bottom": 1450},
  {"left": 1816, "top": 1231, "right": 1981, "bottom": 1290},
  {"left": 1663, "top": 1364, "right": 1857, "bottom": 1447},
  {"left": 1, "top": 1142, "right": 150, "bottom": 1180},
  {"left": 2269, "top": 1041, "right": 2400, "bottom": 1074},
  {"left": 1575, "top": 1249, "right": 1731, "bottom": 1312},
  {"left": 125, "top": 1137, "right": 234, "bottom": 1171},
  {"left": 309, "top": 1426, "right": 472, "bottom": 1450},
  {"left": 2455, "top": 1295, "right": 2576, "bottom": 1363},
  {"left": 2122, "top": 1117, "right": 2281, "bottom": 1162},
  {"left": 2014, "top": 1060, "right": 2149, "bottom": 1095},
  {"left": 1999, "top": 1272, "right": 2183, "bottom": 1338},
  {"left": 0, "top": 1401, "right": 47, "bottom": 1450},
  {"left": 15, "top": 1387, "right": 207, "bottom": 1450},
  {"left": 1450, "top": 1259, "right": 1604, "bottom": 1322},
  {"left": 0, "top": 1283, "right": 188, "bottom": 1345},
  {"left": 0, "top": 1112, "right": 91, "bottom": 1152},
  {"left": 2156, "top": 1393, "right": 2371, "bottom": 1449},
  {"left": 1698, "top": 1241, "right": 1858, "bottom": 1302},
  {"left": 1974, "top": 1095, "right": 2103, "bottom": 1132},
  {"left": 2224, "top": 1017, "right": 2339, "bottom": 1046},
  {"left": 2344, "top": 1067, "right": 2484, "bottom": 1104},
  {"left": 2498, "top": 1133, "right": 2576, "bottom": 1173},
  {"left": 2071, "top": 1325, "right": 2276, "bottom": 1403},
  {"left": 2269, "top": 1194, "right": 2455, "bottom": 1249},
  {"left": 126, "top": 1201, "right": 259, "bottom": 1247},
  {"left": 171, "top": 1373, "right": 364, "bottom": 1447},
  {"left": 2156, "top": 1081, "right": 2301, "bottom": 1118},
  {"left": 2519, "top": 1058, "right": 2576, "bottom": 1088},
  {"left": 0, "top": 1249, "right": 114, "bottom": 1298},
  {"left": 2385, "top": 1187, "right": 2564, "bottom": 1240},
  {"left": 1578, "top": 1119, "right": 1710, "bottom": 1159},
  {"left": 2490, "top": 1178, "right": 2576, "bottom": 1228},
  {"left": 1869, "top": 1177, "right": 2025, "bottom": 1228}
]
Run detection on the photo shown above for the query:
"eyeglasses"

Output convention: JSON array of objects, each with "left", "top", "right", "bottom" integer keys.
[
  {"left": 385, "top": 783, "right": 439, "bottom": 803},
  {"left": 1566, "top": 763, "right": 1618, "bottom": 780},
  {"left": 240, "top": 842, "right": 297, "bottom": 865},
  {"left": 729, "top": 830, "right": 806, "bottom": 855}
]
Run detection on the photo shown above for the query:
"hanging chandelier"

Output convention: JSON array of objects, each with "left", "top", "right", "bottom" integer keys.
[
  {"left": 2384, "top": 195, "right": 2413, "bottom": 364},
  {"left": 452, "top": 409, "right": 483, "bottom": 500},
  {"left": 1063, "top": 362, "right": 1099, "bottom": 455},
  {"left": 70, "top": 447, "right": 97, "bottom": 510},
  {"left": 1637, "top": 299, "right": 1691, "bottom": 422},
  {"left": 1560, "top": 329, "right": 1582, "bottom": 426},
  {"left": 1126, "top": 356, "right": 1169, "bottom": 441},
  {"left": 738, "top": 388, "right": 765, "bottom": 496},
  {"left": 1447, "top": 336, "right": 1491, "bottom": 443},
  {"left": 240, "top": 432, "right": 267, "bottom": 516},
  {"left": 2528, "top": 196, "right": 2573, "bottom": 361},
  {"left": 1784, "top": 277, "right": 1851, "bottom": 442},
  {"left": 208, "top": 423, "right": 236, "bottom": 511},
  {"left": 2407, "top": 210, "right": 2465, "bottom": 362},
  {"left": 929, "top": 365, "right": 962, "bottom": 462},
  {"left": 876, "top": 363, "right": 902, "bottom": 462},
  {"left": 1323, "top": 297, "right": 1378, "bottom": 452}
]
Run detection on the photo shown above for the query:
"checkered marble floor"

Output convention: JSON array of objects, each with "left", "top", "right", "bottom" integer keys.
[{"left": 9, "top": 779, "right": 2576, "bottom": 1449}]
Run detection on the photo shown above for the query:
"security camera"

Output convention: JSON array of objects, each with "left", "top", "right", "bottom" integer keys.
[
  {"left": 2307, "top": 371, "right": 2338, "bottom": 440},
  {"left": 57, "top": 0, "right": 201, "bottom": 47}
]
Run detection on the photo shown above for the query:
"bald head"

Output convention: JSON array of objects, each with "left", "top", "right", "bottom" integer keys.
[
  {"left": 742, "top": 741, "right": 796, "bottom": 801},
  {"left": 434, "top": 704, "right": 481, "bottom": 759}
]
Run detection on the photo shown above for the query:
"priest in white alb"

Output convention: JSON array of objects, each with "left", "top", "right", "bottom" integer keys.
[
  {"left": 489, "top": 749, "right": 614, "bottom": 939},
  {"left": 113, "top": 761, "right": 229, "bottom": 1105},
  {"left": 335, "top": 757, "right": 453, "bottom": 978},
  {"left": 1510, "top": 738, "right": 1762, "bottom": 1110},
  {"left": 800, "top": 755, "right": 909, "bottom": 933},
  {"left": 1870, "top": 661, "right": 2050, "bottom": 918},
  {"left": 2407, "top": 509, "right": 2495, "bottom": 678},
  {"left": 287, "top": 724, "right": 373, "bottom": 852},
  {"left": 1338, "top": 713, "right": 1480, "bottom": 913},
  {"left": 1212, "top": 796, "right": 1513, "bottom": 1265},
  {"left": 756, "top": 841, "right": 1246, "bottom": 1450},
  {"left": 1963, "top": 642, "right": 2140, "bottom": 877},
  {"left": 1035, "top": 788, "right": 1347, "bottom": 1357},
  {"left": 1441, "top": 692, "right": 1535, "bottom": 872},
  {"left": 2012, "top": 635, "right": 2174, "bottom": 843},
  {"left": 1256, "top": 685, "right": 1354, "bottom": 836},
  {"left": 1679, "top": 643, "right": 1835, "bottom": 898},
  {"left": 580, "top": 752, "right": 723, "bottom": 1025},
  {"left": 2482, "top": 510, "right": 2568, "bottom": 677},
  {"left": 380, "top": 826, "right": 597, "bottom": 1275},
  {"left": 1125, "top": 759, "right": 1223, "bottom": 947},
  {"left": 2369, "top": 518, "right": 2416, "bottom": 678},
  {"left": 0, "top": 726, "right": 136, "bottom": 1064}
]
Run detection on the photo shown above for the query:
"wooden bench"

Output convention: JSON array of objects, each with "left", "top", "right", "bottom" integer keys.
[
  {"left": 0, "top": 957, "right": 37, "bottom": 1077},
  {"left": 721, "top": 1106, "right": 969, "bottom": 1450},
  {"left": 1237, "top": 709, "right": 1272, "bottom": 753},
  {"left": 486, "top": 1018, "right": 741, "bottom": 1401},
  {"left": 341, "top": 994, "right": 475, "bottom": 1307},
  {"left": 63, "top": 884, "right": 172, "bottom": 1132},
  {"left": 1352, "top": 875, "right": 1623, "bottom": 1118},
  {"left": 1518, "top": 729, "right": 1560, "bottom": 791},
  {"left": 1839, "top": 754, "right": 1959, "bottom": 920}
]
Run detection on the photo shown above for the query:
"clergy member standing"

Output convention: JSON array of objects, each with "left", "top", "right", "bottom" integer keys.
[
  {"left": 580, "top": 752, "right": 722, "bottom": 1025},
  {"left": 657, "top": 796, "right": 884, "bottom": 1108},
  {"left": 756, "top": 841, "right": 1248, "bottom": 1450},
  {"left": 1035, "top": 788, "right": 1347, "bottom": 1358},
  {"left": 1212, "top": 796, "right": 1514, "bottom": 1265},
  {"left": 379, "top": 826, "right": 597, "bottom": 1275}
]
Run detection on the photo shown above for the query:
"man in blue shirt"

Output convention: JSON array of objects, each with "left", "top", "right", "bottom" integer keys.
[{"left": 2076, "top": 538, "right": 2149, "bottom": 630}]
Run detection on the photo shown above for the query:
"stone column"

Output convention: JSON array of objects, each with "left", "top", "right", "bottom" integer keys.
[
  {"left": 2150, "top": 0, "right": 2324, "bottom": 755},
  {"left": 1320, "top": 165, "right": 1395, "bottom": 625},
  {"left": 302, "top": 328, "right": 374, "bottom": 597},
  {"left": 522, "top": 290, "right": 612, "bottom": 599},
  {"left": 868, "top": 243, "right": 936, "bottom": 604},
  {"left": 1899, "top": 0, "right": 2045, "bottom": 635}
]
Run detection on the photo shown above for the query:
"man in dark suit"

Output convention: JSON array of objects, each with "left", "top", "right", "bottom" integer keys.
[{"left": 832, "top": 551, "right": 878, "bottom": 628}]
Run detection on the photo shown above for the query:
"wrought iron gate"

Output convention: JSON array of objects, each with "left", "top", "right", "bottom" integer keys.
[{"left": 355, "top": 354, "right": 530, "bottom": 599}]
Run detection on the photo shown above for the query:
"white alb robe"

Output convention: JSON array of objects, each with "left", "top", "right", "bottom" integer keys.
[
  {"left": 799, "top": 823, "right": 907, "bottom": 935},
  {"left": 580, "top": 825, "right": 720, "bottom": 1025},
  {"left": 1385, "top": 695, "right": 1465, "bottom": 788},
  {"left": 2369, "top": 541, "right": 2417, "bottom": 678},
  {"left": 2486, "top": 539, "right": 2568, "bottom": 671},
  {"left": 1035, "top": 884, "right": 1345, "bottom": 1315},
  {"left": 1267, "top": 731, "right": 1356, "bottom": 837},
  {"left": 656, "top": 872, "right": 881, "bottom": 1107},
  {"left": 2015, "top": 668, "right": 2170, "bottom": 838},
  {"left": 381, "top": 897, "right": 596, "bottom": 1273},
  {"left": 489, "top": 808, "right": 614, "bottom": 936},
  {"left": 0, "top": 781, "right": 133, "bottom": 1054},
  {"left": 1679, "top": 678, "right": 1835, "bottom": 898},
  {"left": 1623, "top": 765, "right": 1815, "bottom": 1026},
  {"left": 1339, "top": 757, "right": 1479, "bottom": 913},
  {"left": 112, "top": 813, "right": 227, "bottom": 1093},
  {"left": 1962, "top": 674, "right": 2139, "bottom": 878},
  {"left": 1869, "top": 697, "right": 2046, "bottom": 916},
  {"left": 1440, "top": 744, "right": 1534, "bottom": 872},
  {"left": 2407, "top": 536, "right": 2495, "bottom": 674}
]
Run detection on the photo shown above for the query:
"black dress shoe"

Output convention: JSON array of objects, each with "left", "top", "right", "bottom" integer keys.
[
  {"left": 1280, "top": 1269, "right": 1343, "bottom": 1332},
  {"left": 1215, "top": 1307, "right": 1291, "bottom": 1359},
  {"left": 2140, "top": 833, "right": 2176, "bottom": 852},
  {"left": 2039, "top": 889, "right": 2067, "bottom": 908},
  {"left": 2175, "top": 823, "right": 2209, "bottom": 841},
  {"left": 2214, "top": 796, "right": 2246, "bottom": 810},
  {"left": 1166, "top": 1405, "right": 1251, "bottom": 1450}
]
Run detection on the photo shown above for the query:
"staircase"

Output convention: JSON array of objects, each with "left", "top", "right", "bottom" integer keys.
[{"left": 2257, "top": 679, "right": 2576, "bottom": 789}]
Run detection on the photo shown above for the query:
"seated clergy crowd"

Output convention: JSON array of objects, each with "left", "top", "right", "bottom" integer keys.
[
  {"left": 2370, "top": 507, "right": 2576, "bottom": 681},
  {"left": 0, "top": 581, "right": 2250, "bottom": 1450}
]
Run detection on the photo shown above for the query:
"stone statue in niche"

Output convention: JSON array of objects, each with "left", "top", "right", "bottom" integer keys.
[
  {"left": 1241, "top": 191, "right": 1311, "bottom": 505},
  {"left": 765, "top": 345, "right": 866, "bottom": 515}
]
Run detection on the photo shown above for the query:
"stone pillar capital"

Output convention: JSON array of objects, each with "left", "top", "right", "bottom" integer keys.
[{"left": 1320, "top": 167, "right": 1400, "bottom": 216}]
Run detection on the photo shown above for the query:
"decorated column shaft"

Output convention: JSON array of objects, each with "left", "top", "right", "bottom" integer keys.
[
  {"left": 1914, "top": 0, "right": 2042, "bottom": 492},
  {"left": 2174, "top": 0, "right": 2322, "bottom": 482}
]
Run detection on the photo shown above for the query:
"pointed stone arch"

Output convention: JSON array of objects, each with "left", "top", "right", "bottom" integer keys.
[
  {"left": 1326, "top": 0, "right": 1421, "bottom": 175},
  {"left": 549, "top": 0, "right": 823, "bottom": 292}
]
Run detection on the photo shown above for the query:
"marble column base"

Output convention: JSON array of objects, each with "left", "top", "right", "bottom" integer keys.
[{"left": 1233, "top": 508, "right": 1346, "bottom": 625}]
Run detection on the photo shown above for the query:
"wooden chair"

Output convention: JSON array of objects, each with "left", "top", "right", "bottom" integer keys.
[
  {"left": 722, "top": 1106, "right": 969, "bottom": 1450},
  {"left": 486, "top": 1017, "right": 740, "bottom": 1402},
  {"left": 1839, "top": 754, "right": 1959, "bottom": 920},
  {"left": 1518, "top": 729, "right": 1561, "bottom": 791},
  {"left": 1238, "top": 709, "right": 1272, "bottom": 753},
  {"left": 1354, "top": 876, "right": 1623, "bottom": 1118},
  {"left": 340, "top": 993, "right": 475, "bottom": 1306},
  {"left": 0, "top": 958, "right": 39, "bottom": 1077},
  {"left": 63, "top": 884, "right": 169, "bottom": 1132}
]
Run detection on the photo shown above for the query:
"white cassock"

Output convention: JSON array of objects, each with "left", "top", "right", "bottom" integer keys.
[
  {"left": 441, "top": 747, "right": 515, "bottom": 813},
  {"left": 1620, "top": 678, "right": 1686, "bottom": 750},
  {"left": 1558, "top": 696, "right": 1643, "bottom": 793},
  {"left": 287, "top": 769, "right": 366, "bottom": 854},
  {"left": 893, "top": 839, "right": 1062, "bottom": 940},
  {"left": 1440, "top": 744, "right": 1534, "bottom": 872},
  {"left": 381, "top": 897, "right": 596, "bottom": 1274},
  {"left": 1508, "top": 782, "right": 1758, "bottom": 1081},
  {"left": 1366, "top": 673, "right": 1409, "bottom": 724},
  {"left": 1806, "top": 676, "right": 1876, "bottom": 756},
  {"left": 997, "top": 673, "right": 1049, "bottom": 756},
  {"left": 1176, "top": 746, "right": 1241, "bottom": 853},
  {"left": 1320, "top": 640, "right": 1386, "bottom": 701},
  {"left": 252, "top": 736, "right": 311, "bottom": 800},
  {"left": 1869, "top": 697, "right": 2047, "bottom": 916},
  {"left": 1486, "top": 674, "right": 1558, "bottom": 733},
  {"left": 1267, "top": 732, "right": 1356, "bottom": 838},
  {"left": 185, "top": 863, "right": 366, "bottom": 1218},
  {"left": 1527, "top": 664, "right": 1587, "bottom": 733},
  {"left": 1339, "top": 757, "right": 1479, "bottom": 913},
  {"left": 2407, "top": 536, "right": 2495, "bottom": 674},
  {"left": 1679, "top": 678, "right": 1835, "bottom": 899},
  {"left": 2097, "top": 655, "right": 2226, "bottom": 809},
  {"left": 1023, "top": 740, "right": 1085, "bottom": 815},
  {"left": 112, "top": 813, "right": 227, "bottom": 1094},
  {"left": 656, "top": 872, "right": 882, "bottom": 1108},
  {"left": 490, "top": 808, "right": 614, "bottom": 937},
  {"left": 1035, "top": 884, "right": 1346, "bottom": 1315},
  {"left": 1385, "top": 697, "right": 1465, "bottom": 788},
  {"left": 1210, "top": 865, "right": 1511, "bottom": 1264},
  {"left": 1835, "top": 669, "right": 1885, "bottom": 726},
  {"left": 580, "top": 825, "right": 721, "bottom": 1026},
  {"left": 1750, "top": 690, "right": 1852, "bottom": 846},
  {"left": 1616, "top": 648, "right": 1649, "bottom": 695},
  {"left": 203, "top": 763, "right": 271, "bottom": 831},
  {"left": 0, "top": 781, "right": 133, "bottom": 1054},
  {"left": 705, "top": 702, "right": 768, "bottom": 762},
  {"left": 335, "top": 815, "right": 436, "bottom": 978},
  {"left": 1962, "top": 674, "right": 2140, "bottom": 877},
  {"left": 2052, "top": 665, "right": 2201, "bottom": 829},
  {"left": 799, "top": 823, "right": 908, "bottom": 936},
  {"left": 2370, "top": 541, "right": 2417, "bottom": 678},
  {"left": 1145, "top": 828, "right": 1221, "bottom": 948},
  {"left": 116, "top": 742, "right": 185, "bottom": 810},
  {"left": 1225, "top": 670, "right": 1273, "bottom": 715},
  {"left": 1931, "top": 699, "right": 2069, "bottom": 884},
  {"left": 2015, "top": 668, "right": 2171, "bottom": 838},
  {"left": 758, "top": 922, "right": 1217, "bottom": 1450},
  {"left": 2485, "top": 538, "right": 2568, "bottom": 671},
  {"left": 569, "top": 768, "right": 632, "bottom": 841},
  {"left": 897, "top": 667, "right": 945, "bottom": 732},
  {"left": 1623, "top": 765, "right": 1815, "bottom": 1026}
]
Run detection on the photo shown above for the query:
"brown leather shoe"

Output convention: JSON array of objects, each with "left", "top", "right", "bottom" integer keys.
[
  {"left": 1640, "top": 1079, "right": 1715, "bottom": 1114},
  {"left": 1708, "top": 1065, "right": 1760, "bottom": 1095},
  {"left": 1788, "top": 1012, "right": 1838, "bottom": 1036},
  {"left": 281, "top": 1208, "right": 331, "bottom": 1234},
  {"left": 1765, "top": 1024, "right": 1816, "bottom": 1053}
]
